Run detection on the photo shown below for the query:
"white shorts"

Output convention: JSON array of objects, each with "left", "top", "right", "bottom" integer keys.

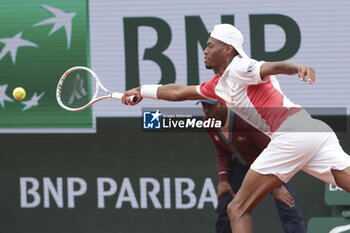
[{"left": 251, "top": 110, "right": 350, "bottom": 185}]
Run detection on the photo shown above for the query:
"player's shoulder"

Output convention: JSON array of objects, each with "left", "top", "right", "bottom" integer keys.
[
  {"left": 227, "top": 56, "right": 261, "bottom": 77},
  {"left": 202, "top": 73, "right": 221, "bottom": 87}
]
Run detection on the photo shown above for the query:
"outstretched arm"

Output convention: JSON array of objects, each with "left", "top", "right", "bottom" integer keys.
[
  {"left": 122, "top": 84, "right": 206, "bottom": 105},
  {"left": 260, "top": 61, "right": 315, "bottom": 84},
  {"left": 157, "top": 84, "right": 206, "bottom": 101}
]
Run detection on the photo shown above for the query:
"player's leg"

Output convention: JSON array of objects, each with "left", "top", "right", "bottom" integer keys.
[
  {"left": 226, "top": 121, "right": 318, "bottom": 233},
  {"left": 227, "top": 169, "right": 283, "bottom": 233},
  {"left": 274, "top": 181, "right": 306, "bottom": 233},
  {"left": 302, "top": 132, "right": 350, "bottom": 193},
  {"left": 226, "top": 113, "right": 336, "bottom": 233},
  {"left": 332, "top": 166, "right": 350, "bottom": 192}
]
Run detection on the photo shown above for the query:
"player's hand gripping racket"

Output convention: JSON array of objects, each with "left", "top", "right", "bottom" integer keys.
[{"left": 56, "top": 66, "right": 137, "bottom": 111}]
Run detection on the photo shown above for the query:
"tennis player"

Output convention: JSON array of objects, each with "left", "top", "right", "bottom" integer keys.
[
  {"left": 122, "top": 24, "right": 350, "bottom": 233},
  {"left": 199, "top": 99, "right": 305, "bottom": 233}
]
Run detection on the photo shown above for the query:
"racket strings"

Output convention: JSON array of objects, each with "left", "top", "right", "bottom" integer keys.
[
  {"left": 68, "top": 73, "right": 88, "bottom": 104},
  {"left": 59, "top": 70, "right": 96, "bottom": 109}
]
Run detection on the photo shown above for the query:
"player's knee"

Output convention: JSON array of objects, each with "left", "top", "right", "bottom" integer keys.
[
  {"left": 227, "top": 201, "right": 243, "bottom": 223},
  {"left": 227, "top": 202, "right": 236, "bottom": 222}
]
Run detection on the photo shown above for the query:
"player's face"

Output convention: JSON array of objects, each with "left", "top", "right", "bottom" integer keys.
[{"left": 204, "top": 37, "right": 227, "bottom": 70}]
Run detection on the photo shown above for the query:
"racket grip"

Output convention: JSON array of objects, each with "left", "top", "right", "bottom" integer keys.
[
  {"left": 131, "top": 95, "right": 138, "bottom": 103},
  {"left": 111, "top": 92, "right": 137, "bottom": 103},
  {"left": 111, "top": 92, "right": 123, "bottom": 100}
]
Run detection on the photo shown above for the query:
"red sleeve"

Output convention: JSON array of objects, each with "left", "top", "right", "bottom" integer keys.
[
  {"left": 198, "top": 74, "right": 221, "bottom": 100},
  {"left": 205, "top": 128, "right": 232, "bottom": 182}
]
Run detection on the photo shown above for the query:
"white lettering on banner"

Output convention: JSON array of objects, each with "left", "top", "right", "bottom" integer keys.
[
  {"left": 140, "top": 178, "right": 162, "bottom": 209},
  {"left": 97, "top": 177, "right": 117, "bottom": 208},
  {"left": 67, "top": 178, "right": 87, "bottom": 208},
  {"left": 115, "top": 178, "right": 139, "bottom": 209},
  {"left": 329, "top": 184, "right": 344, "bottom": 191},
  {"left": 43, "top": 177, "right": 63, "bottom": 208},
  {"left": 20, "top": 177, "right": 41, "bottom": 208},
  {"left": 19, "top": 177, "right": 217, "bottom": 209},
  {"left": 175, "top": 178, "right": 197, "bottom": 209},
  {"left": 163, "top": 178, "right": 171, "bottom": 209},
  {"left": 197, "top": 178, "right": 217, "bottom": 209}
]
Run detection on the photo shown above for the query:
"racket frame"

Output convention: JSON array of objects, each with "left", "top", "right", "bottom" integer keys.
[{"left": 56, "top": 66, "right": 123, "bottom": 111}]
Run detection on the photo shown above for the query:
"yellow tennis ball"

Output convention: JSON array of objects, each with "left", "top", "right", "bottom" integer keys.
[{"left": 13, "top": 87, "right": 26, "bottom": 101}]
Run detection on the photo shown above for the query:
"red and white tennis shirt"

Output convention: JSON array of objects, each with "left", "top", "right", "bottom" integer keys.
[{"left": 197, "top": 56, "right": 301, "bottom": 136}]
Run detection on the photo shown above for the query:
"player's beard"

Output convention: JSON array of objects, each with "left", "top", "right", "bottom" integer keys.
[{"left": 205, "top": 65, "right": 212, "bottom": 69}]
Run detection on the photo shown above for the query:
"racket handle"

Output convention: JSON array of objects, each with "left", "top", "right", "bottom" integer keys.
[
  {"left": 111, "top": 92, "right": 138, "bottom": 103},
  {"left": 131, "top": 95, "right": 138, "bottom": 103},
  {"left": 111, "top": 92, "right": 123, "bottom": 100}
]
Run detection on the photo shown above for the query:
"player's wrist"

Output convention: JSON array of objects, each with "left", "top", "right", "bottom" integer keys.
[
  {"left": 140, "top": 84, "right": 162, "bottom": 99},
  {"left": 219, "top": 173, "right": 229, "bottom": 182}
]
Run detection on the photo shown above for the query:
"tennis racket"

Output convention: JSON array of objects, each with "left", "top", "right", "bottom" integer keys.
[{"left": 56, "top": 66, "right": 137, "bottom": 111}]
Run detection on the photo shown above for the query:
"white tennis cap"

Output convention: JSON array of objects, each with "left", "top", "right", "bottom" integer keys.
[{"left": 210, "top": 24, "right": 249, "bottom": 58}]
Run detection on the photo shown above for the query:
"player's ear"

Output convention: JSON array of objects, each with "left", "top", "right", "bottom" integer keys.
[{"left": 226, "top": 45, "right": 236, "bottom": 56}]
